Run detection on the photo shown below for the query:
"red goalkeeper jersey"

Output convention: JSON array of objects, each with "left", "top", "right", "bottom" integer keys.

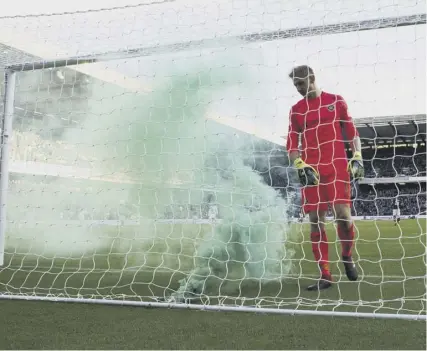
[{"left": 286, "top": 91, "right": 358, "bottom": 175}]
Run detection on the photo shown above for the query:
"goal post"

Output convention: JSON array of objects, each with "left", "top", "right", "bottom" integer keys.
[
  {"left": 0, "top": 7, "right": 426, "bottom": 321},
  {"left": 0, "top": 69, "right": 16, "bottom": 267}
]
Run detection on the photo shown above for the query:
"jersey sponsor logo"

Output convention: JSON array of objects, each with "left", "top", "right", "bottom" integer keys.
[{"left": 327, "top": 104, "right": 335, "bottom": 111}]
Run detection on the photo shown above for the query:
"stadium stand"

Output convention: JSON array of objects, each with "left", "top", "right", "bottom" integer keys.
[
  {"left": 351, "top": 115, "right": 425, "bottom": 217},
  {"left": 1, "top": 43, "right": 92, "bottom": 140}
]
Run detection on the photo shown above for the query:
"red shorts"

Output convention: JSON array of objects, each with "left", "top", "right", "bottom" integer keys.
[{"left": 302, "top": 171, "right": 351, "bottom": 214}]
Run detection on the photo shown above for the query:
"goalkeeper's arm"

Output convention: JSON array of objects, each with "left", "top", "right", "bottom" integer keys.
[
  {"left": 288, "top": 150, "right": 300, "bottom": 165},
  {"left": 286, "top": 111, "right": 319, "bottom": 186},
  {"left": 286, "top": 110, "right": 301, "bottom": 165},
  {"left": 339, "top": 96, "right": 364, "bottom": 180}
]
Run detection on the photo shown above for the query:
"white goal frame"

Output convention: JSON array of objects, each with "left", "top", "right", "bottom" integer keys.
[{"left": 1, "top": 13, "right": 426, "bottom": 321}]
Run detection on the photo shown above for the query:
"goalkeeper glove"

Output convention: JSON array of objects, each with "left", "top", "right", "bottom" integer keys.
[
  {"left": 348, "top": 151, "right": 364, "bottom": 180},
  {"left": 294, "top": 157, "right": 319, "bottom": 186}
]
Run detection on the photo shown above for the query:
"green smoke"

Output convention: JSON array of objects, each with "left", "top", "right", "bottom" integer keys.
[
  {"left": 48, "top": 47, "right": 295, "bottom": 297},
  {"left": 82, "top": 51, "right": 251, "bottom": 217}
]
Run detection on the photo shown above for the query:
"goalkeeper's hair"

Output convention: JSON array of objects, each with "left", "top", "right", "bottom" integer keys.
[{"left": 288, "top": 65, "right": 315, "bottom": 80}]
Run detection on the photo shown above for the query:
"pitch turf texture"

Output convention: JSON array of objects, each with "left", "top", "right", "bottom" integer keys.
[{"left": 1, "top": 219, "right": 426, "bottom": 349}]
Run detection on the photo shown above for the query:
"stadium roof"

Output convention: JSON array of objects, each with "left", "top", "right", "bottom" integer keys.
[
  {"left": 0, "top": 43, "right": 38, "bottom": 70},
  {"left": 355, "top": 114, "right": 426, "bottom": 146}
]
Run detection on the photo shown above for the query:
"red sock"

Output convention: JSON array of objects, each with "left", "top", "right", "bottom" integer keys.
[
  {"left": 310, "top": 231, "right": 330, "bottom": 278},
  {"left": 338, "top": 223, "right": 355, "bottom": 258}
]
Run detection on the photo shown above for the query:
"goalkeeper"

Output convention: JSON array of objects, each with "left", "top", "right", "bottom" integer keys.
[{"left": 286, "top": 65, "right": 364, "bottom": 291}]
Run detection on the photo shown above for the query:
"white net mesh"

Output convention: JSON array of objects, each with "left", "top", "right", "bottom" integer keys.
[{"left": 0, "top": 0, "right": 426, "bottom": 317}]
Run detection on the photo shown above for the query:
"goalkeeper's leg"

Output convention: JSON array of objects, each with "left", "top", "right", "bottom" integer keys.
[
  {"left": 333, "top": 180, "right": 358, "bottom": 282},
  {"left": 307, "top": 210, "right": 332, "bottom": 290},
  {"left": 303, "top": 186, "right": 332, "bottom": 291}
]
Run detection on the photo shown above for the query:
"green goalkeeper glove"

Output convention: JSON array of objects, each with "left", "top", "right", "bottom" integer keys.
[
  {"left": 347, "top": 151, "right": 365, "bottom": 180},
  {"left": 294, "top": 157, "right": 319, "bottom": 186}
]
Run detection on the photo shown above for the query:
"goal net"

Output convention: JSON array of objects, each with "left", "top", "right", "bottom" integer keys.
[{"left": 0, "top": 1, "right": 426, "bottom": 319}]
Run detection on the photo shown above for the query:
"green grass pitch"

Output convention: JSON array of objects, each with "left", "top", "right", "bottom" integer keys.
[{"left": 0, "top": 219, "right": 426, "bottom": 349}]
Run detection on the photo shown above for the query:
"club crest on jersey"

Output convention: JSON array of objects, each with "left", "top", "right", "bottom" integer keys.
[{"left": 327, "top": 104, "right": 335, "bottom": 111}]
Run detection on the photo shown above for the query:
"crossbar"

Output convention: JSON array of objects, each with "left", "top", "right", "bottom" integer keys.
[{"left": 5, "top": 13, "right": 426, "bottom": 72}]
